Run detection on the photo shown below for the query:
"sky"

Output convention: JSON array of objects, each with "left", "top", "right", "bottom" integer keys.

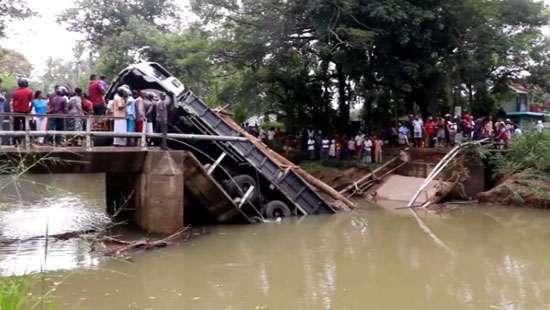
[
  {"left": 0, "top": 0, "right": 549, "bottom": 78},
  {"left": 0, "top": 0, "right": 193, "bottom": 78}
]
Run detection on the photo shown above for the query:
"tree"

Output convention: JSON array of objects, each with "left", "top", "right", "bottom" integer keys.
[
  {"left": 0, "top": 48, "right": 32, "bottom": 77},
  {"left": 192, "top": 0, "right": 549, "bottom": 127},
  {"left": 58, "top": 0, "right": 180, "bottom": 48},
  {"left": 62, "top": 0, "right": 549, "bottom": 131},
  {"left": 0, "top": 0, "right": 33, "bottom": 38}
]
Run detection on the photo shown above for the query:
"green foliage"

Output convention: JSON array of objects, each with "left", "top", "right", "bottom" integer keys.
[
  {"left": 38, "top": 57, "right": 91, "bottom": 94},
  {"left": 58, "top": 0, "right": 179, "bottom": 48},
  {"left": 94, "top": 16, "right": 161, "bottom": 77},
  {"left": 0, "top": 48, "right": 32, "bottom": 78},
  {"left": 260, "top": 121, "right": 284, "bottom": 131},
  {"left": 492, "top": 131, "right": 550, "bottom": 177},
  {"left": 60, "top": 0, "right": 549, "bottom": 131},
  {"left": 189, "top": 0, "right": 549, "bottom": 129},
  {"left": 0, "top": 276, "right": 31, "bottom": 310}
]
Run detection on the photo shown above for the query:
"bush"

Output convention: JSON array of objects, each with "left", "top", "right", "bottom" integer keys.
[{"left": 492, "top": 131, "right": 550, "bottom": 177}]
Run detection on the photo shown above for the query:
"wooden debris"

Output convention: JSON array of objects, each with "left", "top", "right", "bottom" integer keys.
[{"left": 92, "top": 227, "right": 192, "bottom": 257}]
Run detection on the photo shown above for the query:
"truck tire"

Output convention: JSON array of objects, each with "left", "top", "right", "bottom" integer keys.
[
  {"left": 225, "top": 174, "right": 259, "bottom": 201},
  {"left": 263, "top": 200, "right": 292, "bottom": 218}
]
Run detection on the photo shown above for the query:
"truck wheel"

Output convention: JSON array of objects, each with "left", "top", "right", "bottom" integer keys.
[
  {"left": 225, "top": 174, "right": 259, "bottom": 201},
  {"left": 263, "top": 200, "right": 292, "bottom": 218}
]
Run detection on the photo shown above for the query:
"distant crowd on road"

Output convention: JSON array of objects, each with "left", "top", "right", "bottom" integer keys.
[
  {"left": 0, "top": 75, "right": 170, "bottom": 147},
  {"left": 245, "top": 125, "right": 385, "bottom": 165},
  {"left": 244, "top": 112, "right": 542, "bottom": 165},
  {"left": 395, "top": 113, "right": 535, "bottom": 150}
]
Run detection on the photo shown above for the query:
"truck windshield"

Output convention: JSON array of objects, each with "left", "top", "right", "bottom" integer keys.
[{"left": 150, "top": 63, "right": 170, "bottom": 80}]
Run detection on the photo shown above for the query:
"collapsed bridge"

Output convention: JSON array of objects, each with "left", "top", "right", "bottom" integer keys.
[{"left": 0, "top": 62, "right": 354, "bottom": 234}]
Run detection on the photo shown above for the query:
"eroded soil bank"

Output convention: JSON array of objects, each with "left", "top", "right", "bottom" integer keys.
[{"left": 478, "top": 170, "right": 550, "bottom": 208}]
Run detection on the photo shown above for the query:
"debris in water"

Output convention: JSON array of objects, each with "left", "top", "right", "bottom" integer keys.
[{"left": 92, "top": 227, "right": 195, "bottom": 257}]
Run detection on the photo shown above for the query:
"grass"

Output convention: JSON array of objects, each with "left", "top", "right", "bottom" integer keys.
[
  {"left": 300, "top": 158, "right": 388, "bottom": 176},
  {"left": 0, "top": 150, "right": 61, "bottom": 309},
  {"left": 0, "top": 276, "right": 32, "bottom": 310},
  {"left": 300, "top": 161, "right": 342, "bottom": 175}
]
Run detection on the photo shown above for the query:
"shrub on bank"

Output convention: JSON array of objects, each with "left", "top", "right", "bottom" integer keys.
[
  {"left": 481, "top": 131, "right": 550, "bottom": 208},
  {"left": 492, "top": 131, "right": 550, "bottom": 178}
]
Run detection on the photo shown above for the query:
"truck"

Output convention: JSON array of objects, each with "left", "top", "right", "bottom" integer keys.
[{"left": 106, "top": 62, "right": 351, "bottom": 224}]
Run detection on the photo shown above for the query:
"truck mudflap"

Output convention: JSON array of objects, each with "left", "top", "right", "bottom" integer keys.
[{"left": 181, "top": 91, "right": 337, "bottom": 215}]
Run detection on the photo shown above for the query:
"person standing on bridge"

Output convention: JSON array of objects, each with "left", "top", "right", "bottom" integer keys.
[
  {"left": 135, "top": 91, "right": 145, "bottom": 134},
  {"left": 10, "top": 78, "right": 33, "bottom": 146},
  {"left": 49, "top": 87, "right": 68, "bottom": 145},
  {"left": 126, "top": 91, "right": 137, "bottom": 146},
  {"left": 67, "top": 88, "right": 84, "bottom": 145},
  {"left": 113, "top": 86, "right": 129, "bottom": 146},
  {"left": 88, "top": 74, "right": 106, "bottom": 115},
  {"left": 31, "top": 91, "right": 48, "bottom": 144},
  {"left": 0, "top": 79, "right": 6, "bottom": 114},
  {"left": 156, "top": 93, "right": 170, "bottom": 149}
]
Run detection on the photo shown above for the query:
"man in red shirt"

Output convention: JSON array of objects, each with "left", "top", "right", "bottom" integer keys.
[
  {"left": 88, "top": 74, "right": 106, "bottom": 115},
  {"left": 424, "top": 116, "right": 437, "bottom": 148},
  {"left": 10, "top": 78, "right": 33, "bottom": 145}
]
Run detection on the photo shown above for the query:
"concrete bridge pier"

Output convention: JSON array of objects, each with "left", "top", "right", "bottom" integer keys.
[
  {"left": 135, "top": 151, "right": 184, "bottom": 234},
  {"left": 106, "top": 151, "right": 185, "bottom": 235}
]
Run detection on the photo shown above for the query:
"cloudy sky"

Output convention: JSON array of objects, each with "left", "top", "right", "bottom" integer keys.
[
  {"left": 0, "top": 0, "right": 193, "bottom": 77},
  {"left": 0, "top": 0, "right": 549, "bottom": 78}
]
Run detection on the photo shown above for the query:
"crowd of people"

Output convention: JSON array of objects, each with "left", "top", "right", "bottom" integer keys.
[
  {"left": 396, "top": 113, "right": 534, "bottom": 149},
  {"left": 0, "top": 75, "right": 170, "bottom": 146},
  {"left": 245, "top": 112, "right": 543, "bottom": 165},
  {"left": 0, "top": 74, "right": 543, "bottom": 155},
  {"left": 246, "top": 126, "right": 385, "bottom": 165}
]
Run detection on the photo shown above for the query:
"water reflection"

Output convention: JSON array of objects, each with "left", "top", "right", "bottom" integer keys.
[{"left": 0, "top": 174, "right": 108, "bottom": 275}]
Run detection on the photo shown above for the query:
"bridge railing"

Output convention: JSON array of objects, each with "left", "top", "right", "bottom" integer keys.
[{"left": 0, "top": 112, "right": 247, "bottom": 151}]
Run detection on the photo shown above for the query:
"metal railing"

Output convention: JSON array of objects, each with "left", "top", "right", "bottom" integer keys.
[{"left": 0, "top": 112, "right": 248, "bottom": 151}]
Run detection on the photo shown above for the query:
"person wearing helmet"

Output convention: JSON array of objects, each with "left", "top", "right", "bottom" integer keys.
[{"left": 10, "top": 78, "right": 33, "bottom": 145}]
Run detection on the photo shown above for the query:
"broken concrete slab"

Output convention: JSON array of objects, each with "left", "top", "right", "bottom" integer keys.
[{"left": 375, "top": 175, "right": 450, "bottom": 204}]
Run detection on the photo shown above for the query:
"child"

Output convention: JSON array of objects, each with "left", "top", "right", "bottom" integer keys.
[{"left": 374, "top": 136, "right": 384, "bottom": 163}]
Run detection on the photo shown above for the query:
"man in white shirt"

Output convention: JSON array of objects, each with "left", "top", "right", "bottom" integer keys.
[
  {"left": 536, "top": 120, "right": 544, "bottom": 133},
  {"left": 321, "top": 137, "right": 330, "bottom": 160},
  {"left": 412, "top": 114, "right": 424, "bottom": 148},
  {"left": 307, "top": 137, "right": 316, "bottom": 160},
  {"left": 355, "top": 133, "right": 365, "bottom": 159}
]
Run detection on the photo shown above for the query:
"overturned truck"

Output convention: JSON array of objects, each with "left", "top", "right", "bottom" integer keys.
[{"left": 106, "top": 62, "right": 354, "bottom": 224}]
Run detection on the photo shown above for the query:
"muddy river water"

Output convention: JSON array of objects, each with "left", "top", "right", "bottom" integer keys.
[{"left": 2, "top": 174, "right": 550, "bottom": 309}]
